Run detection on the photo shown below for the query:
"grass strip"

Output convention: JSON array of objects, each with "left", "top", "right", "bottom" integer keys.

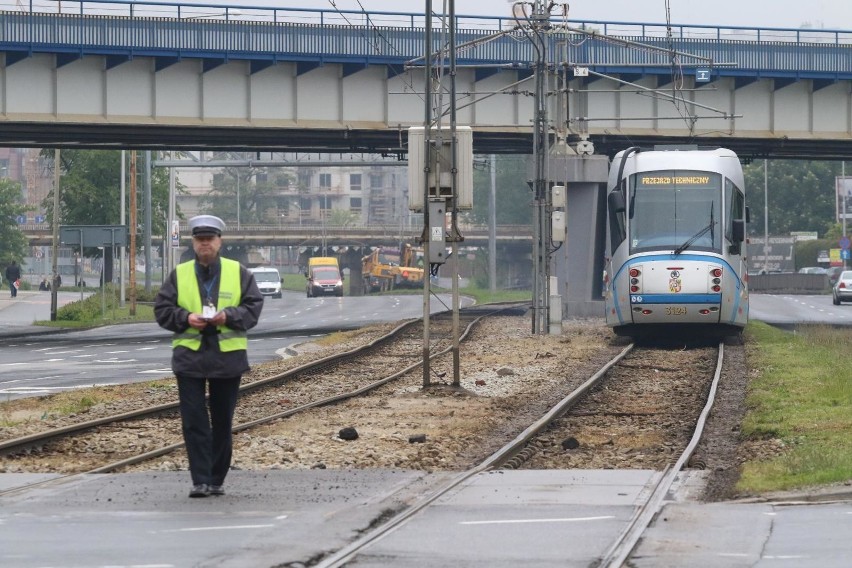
[{"left": 739, "top": 322, "right": 852, "bottom": 492}]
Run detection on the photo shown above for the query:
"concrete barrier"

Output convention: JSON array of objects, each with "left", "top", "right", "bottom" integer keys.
[{"left": 748, "top": 273, "right": 828, "bottom": 293}]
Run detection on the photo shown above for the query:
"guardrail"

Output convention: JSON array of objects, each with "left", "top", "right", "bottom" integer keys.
[{"left": 1, "top": 1, "right": 851, "bottom": 75}]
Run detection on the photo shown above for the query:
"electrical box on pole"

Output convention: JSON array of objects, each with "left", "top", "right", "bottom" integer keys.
[{"left": 407, "top": 126, "right": 473, "bottom": 211}]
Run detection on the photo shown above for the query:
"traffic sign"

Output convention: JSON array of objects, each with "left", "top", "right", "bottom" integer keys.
[
  {"left": 840, "top": 236, "right": 850, "bottom": 250},
  {"left": 35, "top": 215, "right": 45, "bottom": 223},
  {"left": 16, "top": 215, "right": 26, "bottom": 224},
  {"left": 842, "top": 249, "right": 851, "bottom": 260}
]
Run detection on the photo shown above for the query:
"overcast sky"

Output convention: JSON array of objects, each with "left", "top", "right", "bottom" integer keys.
[{"left": 206, "top": 1, "right": 848, "bottom": 30}]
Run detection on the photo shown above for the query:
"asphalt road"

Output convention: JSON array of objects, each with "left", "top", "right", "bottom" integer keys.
[{"left": 0, "top": 289, "right": 467, "bottom": 400}]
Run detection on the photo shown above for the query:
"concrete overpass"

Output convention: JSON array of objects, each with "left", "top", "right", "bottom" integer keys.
[{"left": 1, "top": 3, "right": 852, "bottom": 159}]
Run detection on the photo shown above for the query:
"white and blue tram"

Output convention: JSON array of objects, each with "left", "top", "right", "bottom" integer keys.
[{"left": 603, "top": 147, "right": 749, "bottom": 337}]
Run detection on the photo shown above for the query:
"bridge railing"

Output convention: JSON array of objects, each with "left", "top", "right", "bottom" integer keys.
[{"left": 1, "top": 1, "right": 852, "bottom": 73}]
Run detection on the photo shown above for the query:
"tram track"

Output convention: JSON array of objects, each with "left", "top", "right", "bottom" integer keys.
[
  {"left": 0, "top": 304, "right": 526, "bottom": 494},
  {"left": 316, "top": 341, "right": 726, "bottom": 567}
]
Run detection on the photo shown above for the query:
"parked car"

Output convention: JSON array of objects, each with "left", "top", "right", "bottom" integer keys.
[
  {"left": 832, "top": 270, "right": 852, "bottom": 305},
  {"left": 798, "top": 266, "right": 827, "bottom": 274}
]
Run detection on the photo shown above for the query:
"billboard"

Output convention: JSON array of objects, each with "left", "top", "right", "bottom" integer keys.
[{"left": 746, "top": 236, "right": 795, "bottom": 273}]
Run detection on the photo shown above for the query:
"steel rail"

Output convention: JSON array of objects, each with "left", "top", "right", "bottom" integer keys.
[
  {"left": 598, "top": 342, "right": 725, "bottom": 567},
  {"left": 317, "top": 342, "right": 636, "bottom": 568},
  {"left": 0, "top": 304, "right": 522, "bottom": 496}
]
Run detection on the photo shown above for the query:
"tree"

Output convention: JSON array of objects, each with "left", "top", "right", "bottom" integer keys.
[
  {"left": 41, "top": 150, "right": 176, "bottom": 282},
  {"left": 744, "top": 160, "right": 840, "bottom": 238},
  {"left": 0, "top": 178, "right": 30, "bottom": 264},
  {"left": 200, "top": 163, "right": 292, "bottom": 225},
  {"left": 470, "top": 155, "right": 533, "bottom": 226}
]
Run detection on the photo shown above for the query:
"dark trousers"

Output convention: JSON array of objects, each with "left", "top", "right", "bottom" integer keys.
[
  {"left": 176, "top": 375, "right": 241, "bottom": 486},
  {"left": 8, "top": 280, "right": 16, "bottom": 297}
]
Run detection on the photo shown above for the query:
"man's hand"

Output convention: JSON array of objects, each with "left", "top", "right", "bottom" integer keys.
[
  {"left": 187, "top": 313, "right": 210, "bottom": 330},
  {"left": 206, "top": 310, "right": 227, "bottom": 327}
]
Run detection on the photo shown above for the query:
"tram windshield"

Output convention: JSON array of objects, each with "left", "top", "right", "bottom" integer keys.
[{"left": 628, "top": 170, "right": 722, "bottom": 254}]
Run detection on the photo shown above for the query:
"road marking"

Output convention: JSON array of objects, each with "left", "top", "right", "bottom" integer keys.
[
  {"left": 0, "top": 362, "right": 27, "bottom": 367},
  {"left": 94, "top": 358, "right": 137, "bottom": 363},
  {"left": 72, "top": 354, "right": 95, "bottom": 358},
  {"left": 139, "top": 368, "right": 173, "bottom": 374},
  {"left": 460, "top": 515, "right": 614, "bottom": 526},
  {"left": 43, "top": 349, "right": 84, "bottom": 354},
  {"left": 155, "top": 524, "right": 275, "bottom": 533},
  {"left": 105, "top": 350, "right": 130, "bottom": 354},
  {"left": 136, "top": 347, "right": 158, "bottom": 351}
]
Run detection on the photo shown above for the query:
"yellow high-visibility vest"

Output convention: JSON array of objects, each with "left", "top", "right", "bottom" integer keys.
[{"left": 172, "top": 257, "right": 246, "bottom": 352}]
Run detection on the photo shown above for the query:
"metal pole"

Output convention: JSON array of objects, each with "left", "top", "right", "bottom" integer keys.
[
  {"left": 489, "top": 154, "right": 497, "bottom": 291},
  {"left": 120, "top": 149, "right": 126, "bottom": 308},
  {"left": 78, "top": 228, "right": 84, "bottom": 301},
  {"left": 49, "top": 149, "right": 60, "bottom": 321},
  {"left": 421, "top": 0, "right": 433, "bottom": 389},
  {"left": 169, "top": 153, "right": 176, "bottom": 273},
  {"left": 144, "top": 150, "right": 152, "bottom": 292},
  {"left": 100, "top": 247, "right": 106, "bottom": 319},
  {"left": 843, "top": 161, "right": 847, "bottom": 270},
  {"left": 129, "top": 151, "right": 137, "bottom": 316},
  {"left": 763, "top": 160, "right": 768, "bottom": 274},
  {"left": 530, "top": 0, "right": 549, "bottom": 334},
  {"left": 448, "top": 0, "right": 461, "bottom": 386},
  {"left": 236, "top": 173, "right": 241, "bottom": 230}
]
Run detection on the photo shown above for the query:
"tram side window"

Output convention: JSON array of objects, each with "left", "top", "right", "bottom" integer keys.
[
  {"left": 608, "top": 185, "right": 627, "bottom": 255},
  {"left": 725, "top": 180, "right": 745, "bottom": 243}
]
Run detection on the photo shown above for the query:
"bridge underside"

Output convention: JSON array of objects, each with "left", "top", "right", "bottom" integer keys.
[
  {"left": 2, "top": 56, "right": 852, "bottom": 159},
  {"left": 3, "top": 122, "right": 851, "bottom": 161}
]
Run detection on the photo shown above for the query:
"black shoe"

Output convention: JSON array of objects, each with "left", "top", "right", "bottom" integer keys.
[
  {"left": 189, "top": 484, "right": 210, "bottom": 498},
  {"left": 208, "top": 484, "right": 225, "bottom": 496}
]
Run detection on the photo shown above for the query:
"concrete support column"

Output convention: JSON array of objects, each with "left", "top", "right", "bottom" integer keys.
[{"left": 541, "top": 153, "right": 610, "bottom": 319}]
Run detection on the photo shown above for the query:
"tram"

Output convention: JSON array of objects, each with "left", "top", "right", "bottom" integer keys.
[{"left": 602, "top": 147, "right": 749, "bottom": 337}]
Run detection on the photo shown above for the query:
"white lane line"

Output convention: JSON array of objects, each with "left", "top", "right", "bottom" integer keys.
[
  {"left": 72, "top": 354, "right": 96, "bottom": 358},
  {"left": 94, "top": 358, "right": 137, "bottom": 363},
  {"left": 136, "top": 347, "right": 159, "bottom": 351},
  {"left": 460, "top": 515, "right": 614, "bottom": 526},
  {"left": 155, "top": 524, "right": 275, "bottom": 533},
  {"left": 139, "top": 368, "right": 174, "bottom": 374},
  {"left": 41, "top": 349, "right": 83, "bottom": 355},
  {"left": 0, "top": 362, "right": 27, "bottom": 367},
  {"left": 104, "top": 350, "right": 130, "bottom": 354}
]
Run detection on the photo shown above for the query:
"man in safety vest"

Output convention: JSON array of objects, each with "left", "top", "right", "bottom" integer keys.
[{"left": 154, "top": 215, "right": 264, "bottom": 498}]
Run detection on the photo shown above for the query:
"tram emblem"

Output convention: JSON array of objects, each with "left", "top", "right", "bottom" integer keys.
[{"left": 669, "top": 270, "right": 682, "bottom": 293}]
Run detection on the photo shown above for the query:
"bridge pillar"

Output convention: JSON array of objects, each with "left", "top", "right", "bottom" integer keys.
[{"left": 541, "top": 153, "right": 609, "bottom": 319}]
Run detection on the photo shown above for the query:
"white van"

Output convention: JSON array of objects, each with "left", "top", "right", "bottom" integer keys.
[{"left": 249, "top": 267, "right": 282, "bottom": 299}]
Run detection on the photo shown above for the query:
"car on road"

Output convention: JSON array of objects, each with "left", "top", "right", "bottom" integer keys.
[
  {"left": 798, "top": 266, "right": 827, "bottom": 274},
  {"left": 249, "top": 266, "right": 282, "bottom": 299},
  {"left": 827, "top": 266, "right": 844, "bottom": 287},
  {"left": 832, "top": 270, "right": 852, "bottom": 305}
]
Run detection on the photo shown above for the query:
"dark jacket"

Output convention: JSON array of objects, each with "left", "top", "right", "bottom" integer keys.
[
  {"left": 5, "top": 263, "right": 21, "bottom": 282},
  {"left": 154, "top": 256, "right": 264, "bottom": 379}
]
